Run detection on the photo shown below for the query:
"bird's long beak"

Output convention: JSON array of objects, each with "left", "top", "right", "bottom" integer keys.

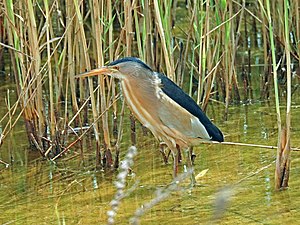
[{"left": 75, "top": 66, "right": 119, "bottom": 78}]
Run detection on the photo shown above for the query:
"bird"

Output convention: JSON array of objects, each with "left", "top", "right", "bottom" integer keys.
[{"left": 76, "top": 57, "right": 224, "bottom": 181}]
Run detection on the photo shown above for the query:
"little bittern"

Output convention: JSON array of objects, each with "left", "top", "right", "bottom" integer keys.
[{"left": 76, "top": 57, "right": 223, "bottom": 179}]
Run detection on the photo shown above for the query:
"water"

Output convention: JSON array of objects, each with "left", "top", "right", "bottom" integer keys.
[{"left": 1, "top": 78, "right": 300, "bottom": 224}]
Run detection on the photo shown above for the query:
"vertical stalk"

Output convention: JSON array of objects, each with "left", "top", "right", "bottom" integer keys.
[
  {"left": 153, "top": 0, "right": 174, "bottom": 79},
  {"left": 279, "top": 0, "right": 291, "bottom": 189},
  {"left": 27, "top": 0, "right": 43, "bottom": 138},
  {"left": 124, "top": 0, "right": 137, "bottom": 146},
  {"left": 73, "top": 0, "right": 101, "bottom": 166},
  {"left": 92, "top": 0, "right": 112, "bottom": 168},
  {"left": 66, "top": 0, "right": 81, "bottom": 129},
  {"left": 265, "top": 0, "right": 281, "bottom": 134},
  {"left": 107, "top": 0, "right": 114, "bottom": 61},
  {"left": 125, "top": 0, "right": 133, "bottom": 56},
  {"left": 197, "top": 0, "right": 208, "bottom": 105},
  {"left": 4, "top": 0, "right": 22, "bottom": 90},
  {"left": 196, "top": 0, "right": 204, "bottom": 105},
  {"left": 144, "top": 0, "right": 153, "bottom": 65},
  {"left": 264, "top": 0, "right": 291, "bottom": 190},
  {"left": 260, "top": 2, "right": 269, "bottom": 99},
  {"left": 224, "top": 0, "right": 232, "bottom": 118},
  {"left": 294, "top": 0, "right": 300, "bottom": 62},
  {"left": 133, "top": 0, "right": 143, "bottom": 59},
  {"left": 284, "top": 0, "right": 291, "bottom": 142},
  {"left": 44, "top": 0, "right": 55, "bottom": 138}
]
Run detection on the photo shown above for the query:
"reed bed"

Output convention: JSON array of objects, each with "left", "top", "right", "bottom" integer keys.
[{"left": 0, "top": 0, "right": 299, "bottom": 180}]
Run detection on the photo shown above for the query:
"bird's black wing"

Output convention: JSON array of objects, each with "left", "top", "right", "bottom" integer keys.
[{"left": 157, "top": 73, "right": 224, "bottom": 142}]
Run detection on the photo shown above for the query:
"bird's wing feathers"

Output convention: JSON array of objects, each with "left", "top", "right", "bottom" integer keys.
[
  {"left": 156, "top": 73, "right": 224, "bottom": 142},
  {"left": 156, "top": 88, "right": 211, "bottom": 140}
]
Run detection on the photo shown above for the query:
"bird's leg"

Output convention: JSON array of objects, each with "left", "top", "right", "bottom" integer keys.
[
  {"left": 159, "top": 143, "right": 182, "bottom": 167},
  {"left": 159, "top": 142, "right": 169, "bottom": 164},
  {"left": 176, "top": 144, "right": 182, "bottom": 163},
  {"left": 171, "top": 150, "right": 179, "bottom": 177},
  {"left": 163, "top": 147, "right": 172, "bottom": 163},
  {"left": 167, "top": 149, "right": 172, "bottom": 161},
  {"left": 185, "top": 147, "right": 196, "bottom": 186},
  {"left": 190, "top": 147, "right": 196, "bottom": 165}
]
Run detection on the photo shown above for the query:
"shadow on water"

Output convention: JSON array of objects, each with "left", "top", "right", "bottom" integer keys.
[{"left": 1, "top": 75, "right": 300, "bottom": 224}]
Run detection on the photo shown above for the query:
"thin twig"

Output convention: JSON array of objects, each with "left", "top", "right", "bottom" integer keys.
[
  {"left": 200, "top": 141, "right": 300, "bottom": 151},
  {"left": 0, "top": 41, "right": 34, "bottom": 59}
]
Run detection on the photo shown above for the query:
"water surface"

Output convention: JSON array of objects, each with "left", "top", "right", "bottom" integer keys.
[{"left": 1, "top": 85, "right": 300, "bottom": 224}]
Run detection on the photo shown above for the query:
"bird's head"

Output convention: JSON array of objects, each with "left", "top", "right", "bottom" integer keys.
[{"left": 75, "top": 57, "right": 153, "bottom": 80}]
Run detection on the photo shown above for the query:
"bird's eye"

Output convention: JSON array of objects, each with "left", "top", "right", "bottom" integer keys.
[{"left": 112, "top": 66, "right": 119, "bottom": 71}]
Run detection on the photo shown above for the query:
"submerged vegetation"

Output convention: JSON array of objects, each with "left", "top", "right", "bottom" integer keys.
[{"left": 0, "top": 0, "right": 299, "bottom": 190}]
